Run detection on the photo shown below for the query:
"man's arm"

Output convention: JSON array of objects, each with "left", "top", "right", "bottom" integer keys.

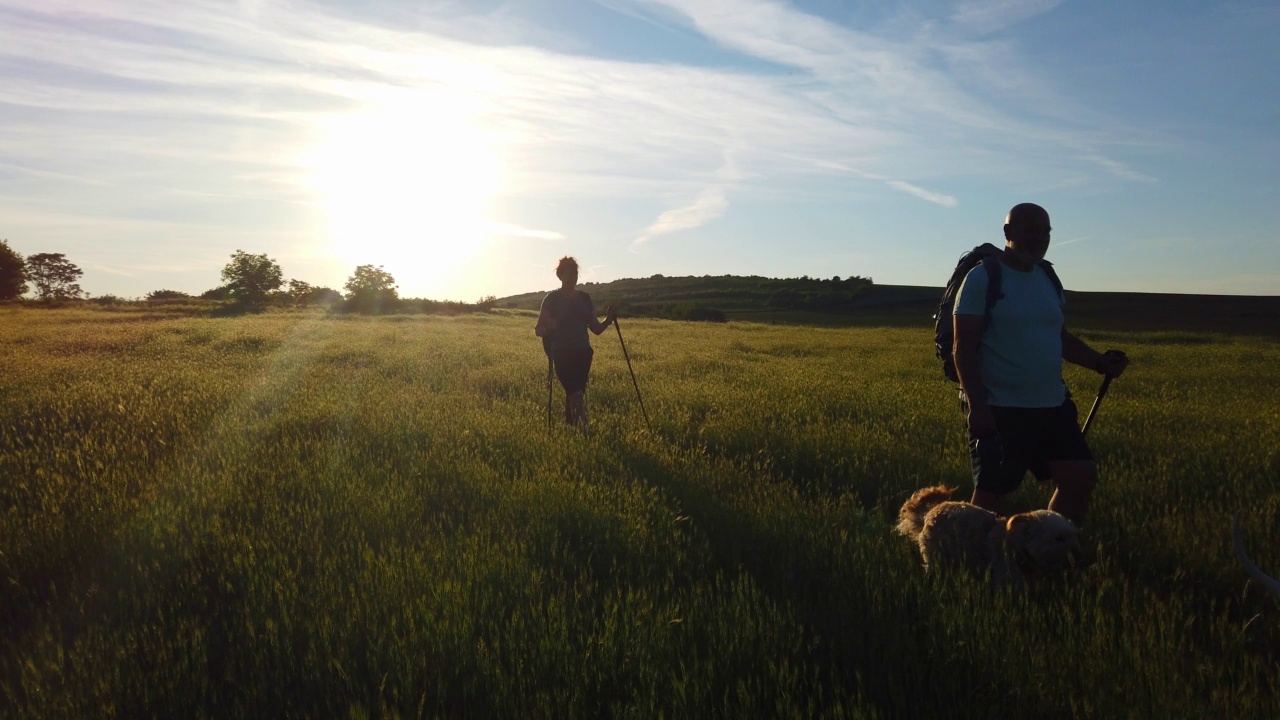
[
  {"left": 954, "top": 313, "right": 995, "bottom": 436},
  {"left": 1062, "top": 327, "right": 1127, "bottom": 377}
]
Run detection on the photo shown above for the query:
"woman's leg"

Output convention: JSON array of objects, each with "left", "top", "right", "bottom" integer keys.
[
  {"left": 555, "top": 349, "right": 592, "bottom": 434},
  {"left": 568, "top": 390, "right": 588, "bottom": 433}
]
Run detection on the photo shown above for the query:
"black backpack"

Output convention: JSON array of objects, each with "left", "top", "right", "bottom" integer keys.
[{"left": 934, "top": 243, "right": 1062, "bottom": 382}]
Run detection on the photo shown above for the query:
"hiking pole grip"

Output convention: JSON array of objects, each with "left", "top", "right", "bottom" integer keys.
[{"left": 614, "top": 316, "right": 652, "bottom": 433}]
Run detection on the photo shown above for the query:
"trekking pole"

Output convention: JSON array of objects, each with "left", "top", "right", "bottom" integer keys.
[
  {"left": 1080, "top": 376, "right": 1111, "bottom": 437},
  {"left": 1081, "top": 351, "right": 1125, "bottom": 436},
  {"left": 613, "top": 316, "right": 651, "bottom": 433}
]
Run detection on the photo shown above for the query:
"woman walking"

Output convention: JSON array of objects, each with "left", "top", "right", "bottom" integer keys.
[{"left": 535, "top": 256, "right": 615, "bottom": 434}]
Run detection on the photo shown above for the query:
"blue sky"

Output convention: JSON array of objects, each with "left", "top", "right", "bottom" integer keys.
[{"left": 1, "top": 0, "right": 1276, "bottom": 301}]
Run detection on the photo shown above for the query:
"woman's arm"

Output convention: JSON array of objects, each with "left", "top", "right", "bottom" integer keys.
[
  {"left": 535, "top": 296, "right": 556, "bottom": 337},
  {"left": 588, "top": 302, "right": 615, "bottom": 335}
]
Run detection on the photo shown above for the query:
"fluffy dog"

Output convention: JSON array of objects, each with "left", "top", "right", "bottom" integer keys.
[{"left": 896, "top": 485, "right": 1081, "bottom": 587}]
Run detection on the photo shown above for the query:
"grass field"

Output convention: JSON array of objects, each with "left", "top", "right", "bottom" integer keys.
[{"left": 2, "top": 304, "right": 1278, "bottom": 718}]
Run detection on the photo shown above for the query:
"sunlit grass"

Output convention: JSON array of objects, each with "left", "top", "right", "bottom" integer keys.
[{"left": 1, "top": 305, "right": 1277, "bottom": 717}]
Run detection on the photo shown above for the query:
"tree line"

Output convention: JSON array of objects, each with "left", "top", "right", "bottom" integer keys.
[{"left": 0, "top": 241, "right": 494, "bottom": 315}]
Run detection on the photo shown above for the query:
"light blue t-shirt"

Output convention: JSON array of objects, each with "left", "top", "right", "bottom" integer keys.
[{"left": 954, "top": 261, "right": 1066, "bottom": 408}]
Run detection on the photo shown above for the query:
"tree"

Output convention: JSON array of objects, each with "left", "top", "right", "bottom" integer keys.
[
  {"left": 220, "top": 250, "right": 283, "bottom": 308},
  {"left": 26, "top": 253, "right": 85, "bottom": 301},
  {"left": 344, "top": 265, "right": 397, "bottom": 297},
  {"left": 286, "top": 279, "right": 314, "bottom": 305},
  {"left": 344, "top": 265, "right": 398, "bottom": 314},
  {"left": 0, "top": 239, "right": 27, "bottom": 300},
  {"left": 768, "top": 288, "right": 802, "bottom": 309}
]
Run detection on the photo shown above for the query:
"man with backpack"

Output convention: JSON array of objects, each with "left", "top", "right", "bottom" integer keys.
[{"left": 952, "top": 203, "right": 1128, "bottom": 527}]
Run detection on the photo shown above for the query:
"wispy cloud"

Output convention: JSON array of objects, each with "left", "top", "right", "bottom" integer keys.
[
  {"left": 885, "top": 181, "right": 959, "bottom": 207},
  {"left": 0, "top": 0, "right": 1168, "bottom": 296},
  {"left": 91, "top": 264, "right": 137, "bottom": 278},
  {"left": 632, "top": 148, "right": 744, "bottom": 249},
  {"left": 0, "top": 0, "right": 1150, "bottom": 205},
  {"left": 1081, "top": 154, "right": 1159, "bottom": 183},
  {"left": 632, "top": 186, "right": 729, "bottom": 250},
  {"left": 622, "top": 0, "right": 1151, "bottom": 184},
  {"left": 587, "top": 0, "right": 686, "bottom": 34},
  {"left": 92, "top": 261, "right": 209, "bottom": 277},
  {"left": 951, "top": 0, "right": 1065, "bottom": 35},
  {"left": 1053, "top": 235, "right": 1091, "bottom": 248},
  {"left": 489, "top": 222, "right": 565, "bottom": 241}
]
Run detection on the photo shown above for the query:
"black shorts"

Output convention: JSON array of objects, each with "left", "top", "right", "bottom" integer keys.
[
  {"left": 969, "top": 399, "right": 1093, "bottom": 494},
  {"left": 553, "top": 348, "right": 593, "bottom": 395}
]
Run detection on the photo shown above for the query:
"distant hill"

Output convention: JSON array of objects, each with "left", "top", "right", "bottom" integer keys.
[
  {"left": 499, "top": 274, "right": 875, "bottom": 322},
  {"left": 497, "top": 274, "right": 1280, "bottom": 336}
]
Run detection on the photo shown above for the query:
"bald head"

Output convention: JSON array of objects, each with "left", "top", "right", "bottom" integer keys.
[
  {"left": 1003, "top": 202, "right": 1052, "bottom": 264},
  {"left": 1005, "top": 203, "right": 1050, "bottom": 228}
]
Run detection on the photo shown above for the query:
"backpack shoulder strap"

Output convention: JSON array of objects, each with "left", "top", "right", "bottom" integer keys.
[
  {"left": 1038, "top": 260, "right": 1064, "bottom": 297},
  {"left": 980, "top": 254, "right": 1003, "bottom": 323}
]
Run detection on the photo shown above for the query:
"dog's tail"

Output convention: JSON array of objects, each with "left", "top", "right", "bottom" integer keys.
[
  {"left": 1234, "top": 512, "right": 1280, "bottom": 597},
  {"left": 895, "top": 485, "right": 957, "bottom": 539}
]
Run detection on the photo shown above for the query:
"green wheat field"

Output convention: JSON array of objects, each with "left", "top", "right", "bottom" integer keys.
[{"left": 2, "top": 304, "right": 1278, "bottom": 718}]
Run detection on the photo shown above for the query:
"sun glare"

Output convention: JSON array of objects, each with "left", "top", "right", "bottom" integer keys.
[{"left": 306, "top": 97, "right": 503, "bottom": 298}]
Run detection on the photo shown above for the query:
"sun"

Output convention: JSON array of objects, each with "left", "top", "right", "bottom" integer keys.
[{"left": 305, "top": 95, "right": 503, "bottom": 298}]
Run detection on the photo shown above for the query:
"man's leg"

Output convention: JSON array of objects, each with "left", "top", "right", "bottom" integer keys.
[
  {"left": 1044, "top": 399, "right": 1097, "bottom": 527},
  {"left": 1045, "top": 460, "right": 1097, "bottom": 526},
  {"left": 970, "top": 488, "right": 1010, "bottom": 516},
  {"left": 969, "top": 410, "right": 1021, "bottom": 516}
]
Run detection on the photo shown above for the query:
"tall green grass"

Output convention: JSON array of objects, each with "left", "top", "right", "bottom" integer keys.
[{"left": 1, "top": 305, "right": 1277, "bottom": 718}]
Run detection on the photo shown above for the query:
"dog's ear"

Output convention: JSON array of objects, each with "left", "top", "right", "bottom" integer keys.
[{"left": 1006, "top": 514, "right": 1037, "bottom": 542}]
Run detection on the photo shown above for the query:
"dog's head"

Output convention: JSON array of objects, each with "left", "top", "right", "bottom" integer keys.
[{"left": 1004, "top": 510, "right": 1081, "bottom": 575}]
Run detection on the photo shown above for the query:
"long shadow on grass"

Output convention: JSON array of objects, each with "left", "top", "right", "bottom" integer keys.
[{"left": 613, "top": 439, "right": 1067, "bottom": 719}]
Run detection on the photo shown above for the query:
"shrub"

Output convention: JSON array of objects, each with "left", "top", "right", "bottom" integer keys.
[
  {"left": 146, "top": 289, "right": 192, "bottom": 301},
  {"left": 685, "top": 306, "right": 728, "bottom": 323},
  {"left": 305, "top": 287, "right": 344, "bottom": 306},
  {"left": 336, "top": 289, "right": 401, "bottom": 315},
  {"left": 201, "top": 285, "right": 233, "bottom": 301}
]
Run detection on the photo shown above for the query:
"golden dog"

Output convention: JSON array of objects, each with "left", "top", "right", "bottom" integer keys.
[{"left": 896, "top": 485, "right": 1081, "bottom": 587}]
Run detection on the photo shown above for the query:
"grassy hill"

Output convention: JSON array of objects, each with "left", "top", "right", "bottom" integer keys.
[
  {"left": 499, "top": 275, "right": 1280, "bottom": 336},
  {"left": 498, "top": 274, "right": 875, "bottom": 322}
]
